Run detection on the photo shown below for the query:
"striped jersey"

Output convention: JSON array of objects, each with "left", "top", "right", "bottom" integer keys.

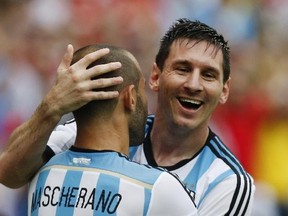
[
  {"left": 28, "top": 147, "right": 196, "bottom": 216},
  {"left": 47, "top": 115, "right": 255, "bottom": 215},
  {"left": 131, "top": 115, "right": 255, "bottom": 216}
]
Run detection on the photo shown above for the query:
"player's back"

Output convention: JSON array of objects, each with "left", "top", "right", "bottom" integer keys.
[{"left": 28, "top": 146, "right": 196, "bottom": 216}]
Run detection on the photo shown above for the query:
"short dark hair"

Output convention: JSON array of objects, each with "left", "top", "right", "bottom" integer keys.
[
  {"left": 72, "top": 44, "right": 141, "bottom": 121},
  {"left": 155, "top": 18, "right": 230, "bottom": 82}
]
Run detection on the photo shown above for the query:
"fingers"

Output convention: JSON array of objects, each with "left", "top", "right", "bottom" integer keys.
[
  {"left": 90, "top": 76, "right": 124, "bottom": 89},
  {"left": 58, "top": 44, "right": 74, "bottom": 73},
  {"left": 75, "top": 48, "right": 110, "bottom": 69},
  {"left": 85, "top": 62, "right": 122, "bottom": 79},
  {"left": 86, "top": 76, "right": 124, "bottom": 100},
  {"left": 77, "top": 76, "right": 123, "bottom": 99},
  {"left": 88, "top": 91, "right": 121, "bottom": 100},
  {"left": 70, "top": 46, "right": 122, "bottom": 80}
]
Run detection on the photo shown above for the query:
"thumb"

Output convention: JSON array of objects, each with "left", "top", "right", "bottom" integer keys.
[{"left": 58, "top": 44, "right": 74, "bottom": 73}]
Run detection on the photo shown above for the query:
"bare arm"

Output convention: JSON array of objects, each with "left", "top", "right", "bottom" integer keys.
[{"left": 0, "top": 44, "right": 122, "bottom": 188}]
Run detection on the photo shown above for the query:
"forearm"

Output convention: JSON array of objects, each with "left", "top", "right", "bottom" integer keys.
[
  {"left": 0, "top": 45, "right": 123, "bottom": 188},
  {"left": 0, "top": 100, "right": 62, "bottom": 188}
]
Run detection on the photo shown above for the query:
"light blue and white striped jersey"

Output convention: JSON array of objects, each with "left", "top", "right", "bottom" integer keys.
[
  {"left": 29, "top": 147, "right": 196, "bottom": 216},
  {"left": 47, "top": 115, "right": 255, "bottom": 215},
  {"left": 130, "top": 115, "right": 255, "bottom": 216}
]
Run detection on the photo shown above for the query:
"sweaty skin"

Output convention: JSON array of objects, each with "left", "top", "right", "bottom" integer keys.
[{"left": 150, "top": 40, "right": 230, "bottom": 166}]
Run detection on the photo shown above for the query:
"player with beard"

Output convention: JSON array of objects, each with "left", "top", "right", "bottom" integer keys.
[
  {"left": 1, "top": 19, "right": 254, "bottom": 215},
  {"left": 27, "top": 44, "right": 196, "bottom": 216}
]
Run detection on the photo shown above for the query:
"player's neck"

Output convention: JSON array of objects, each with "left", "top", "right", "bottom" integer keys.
[
  {"left": 150, "top": 116, "right": 209, "bottom": 166},
  {"left": 74, "top": 119, "right": 129, "bottom": 155}
]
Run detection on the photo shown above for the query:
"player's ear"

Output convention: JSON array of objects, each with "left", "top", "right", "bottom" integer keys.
[
  {"left": 219, "top": 77, "right": 231, "bottom": 104},
  {"left": 149, "top": 63, "right": 160, "bottom": 92},
  {"left": 123, "top": 85, "right": 137, "bottom": 111}
]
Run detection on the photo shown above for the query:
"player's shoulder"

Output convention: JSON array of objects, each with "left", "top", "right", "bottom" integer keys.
[
  {"left": 126, "top": 155, "right": 164, "bottom": 174},
  {"left": 205, "top": 129, "right": 255, "bottom": 194},
  {"left": 206, "top": 129, "right": 251, "bottom": 177},
  {"left": 150, "top": 170, "right": 197, "bottom": 215}
]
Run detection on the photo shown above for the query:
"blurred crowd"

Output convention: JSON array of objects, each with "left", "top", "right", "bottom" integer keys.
[{"left": 0, "top": 0, "right": 288, "bottom": 215}]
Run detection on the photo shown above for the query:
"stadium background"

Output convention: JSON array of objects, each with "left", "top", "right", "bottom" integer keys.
[{"left": 0, "top": 0, "right": 288, "bottom": 215}]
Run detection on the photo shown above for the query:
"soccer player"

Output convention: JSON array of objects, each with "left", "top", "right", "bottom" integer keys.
[
  {"left": 47, "top": 19, "right": 255, "bottom": 215},
  {"left": 27, "top": 44, "right": 196, "bottom": 215},
  {"left": 1, "top": 19, "right": 255, "bottom": 215}
]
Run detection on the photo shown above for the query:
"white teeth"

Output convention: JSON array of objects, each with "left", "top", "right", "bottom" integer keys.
[{"left": 179, "top": 98, "right": 201, "bottom": 105}]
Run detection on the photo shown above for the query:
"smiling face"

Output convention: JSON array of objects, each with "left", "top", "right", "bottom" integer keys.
[{"left": 150, "top": 39, "right": 230, "bottom": 132}]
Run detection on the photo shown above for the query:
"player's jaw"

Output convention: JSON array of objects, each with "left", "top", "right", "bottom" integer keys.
[
  {"left": 162, "top": 81, "right": 222, "bottom": 132},
  {"left": 170, "top": 93, "right": 208, "bottom": 130},
  {"left": 129, "top": 77, "right": 148, "bottom": 146}
]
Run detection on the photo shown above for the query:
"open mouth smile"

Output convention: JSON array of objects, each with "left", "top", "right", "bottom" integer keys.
[{"left": 178, "top": 97, "right": 203, "bottom": 110}]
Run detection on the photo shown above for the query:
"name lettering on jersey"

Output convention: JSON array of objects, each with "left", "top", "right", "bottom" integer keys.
[{"left": 31, "top": 186, "right": 122, "bottom": 214}]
